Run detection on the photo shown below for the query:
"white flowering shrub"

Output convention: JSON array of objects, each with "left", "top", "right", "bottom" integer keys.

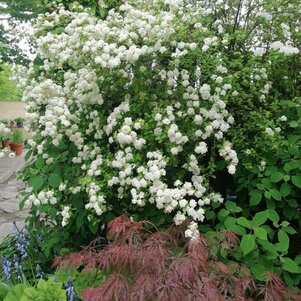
[
  {"left": 0, "top": 122, "right": 11, "bottom": 141},
  {"left": 14, "top": 0, "right": 300, "bottom": 252}
]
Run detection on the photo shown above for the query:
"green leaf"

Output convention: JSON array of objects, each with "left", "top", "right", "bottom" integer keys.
[
  {"left": 289, "top": 121, "right": 299, "bottom": 128},
  {"left": 4, "top": 284, "right": 27, "bottom": 301},
  {"left": 268, "top": 209, "right": 280, "bottom": 225},
  {"left": 258, "top": 240, "right": 277, "bottom": 252},
  {"left": 21, "top": 287, "right": 40, "bottom": 301},
  {"left": 0, "top": 283, "right": 10, "bottom": 299},
  {"left": 237, "top": 217, "right": 252, "bottom": 229},
  {"left": 270, "top": 189, "right": 282, "bottom": 201},
  {"left": 292, "top": 175, "right": 301, "bottom": 188},
  {"left": 254, "top": 227, "right": 267, "bottom": 240},
  {"left": 25, "top": 150, "right": 33, "bottom": 161},
  {"left": 218, "top": 209, "right": 229, "bottom": 220},
  {"left": 270, "top": 172, "right": 284, "bottom": 183},
  {"left": 225, "top": 201, "right": 242, "bottom": 213},
  {"left": 277, "top": 230, "right": 289, "bottom": 251},
  {"left": 284, "top": 160, "right": 300, "bottom": 172},
  {"left": 280, "top": 183, "right": 291, "bottom": 197},
  {"left": 252, "top": 211, "right": 268, "bottom": 227},
  {"left": 281, "top": 257, "right": 300, "bottom": 273},
  {"left": 283, "top": 226, "right": 297, "bottom": 234},
  {"left": 250, "top": 190, "right": 262, "bottom": 206},
  {"left": 226, "top": 224, "right": 246, "bottom": 236},
  {"left": 283, "top": 175, "right": 290, "bottom": 182},
  {"left": 48, "top": 173, "right": 62, "bottom": 188},
  {"left": 28, "top": 175, "right": 44, "bottom": 191},
  {"left": 240, "top": 234, "right": 256, "bottom": 256},
  {"left": 224, "top": 217, "right": 236, "bottom": 228},
  {"left": 250, "top": 264, "right": 267, "bottom": 281},
  {"left": 35, "top": 156, "right": 45, "bottom": 169},
  {"left": 89, "top": 222, "right": 98, "bottom": 235}
]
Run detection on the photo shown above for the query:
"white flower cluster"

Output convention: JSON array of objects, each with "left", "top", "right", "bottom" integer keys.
[
  {"left": 16, "top": 0, "right": 245, "bottom": 238},
  {"left": 219, "top": 141, "right": 239, "bottom": 174},
  {"left": 85, "top": 182, "right": 106, "bottom": 216},
  {"left": 61, "top": 206, "right": 71, "bottom": 227},
  {"left": 270, "top": 41, "right": 299, "bottom": 55},
  {"left": 0, "top": 123, "right": 11, "bottom": 138},
  {"left": 25, "top": 190, "right": 57, "bottom": 207},
  {"left": 0, "top": 148, "right": 15, "bottom": 159}
]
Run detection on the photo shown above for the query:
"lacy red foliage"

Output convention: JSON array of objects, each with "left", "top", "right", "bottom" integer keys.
[{"left": 54, "top": 216, "right": 301, "bottom": 301}]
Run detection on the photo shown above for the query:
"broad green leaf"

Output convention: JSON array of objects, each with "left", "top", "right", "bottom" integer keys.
[
  {"left": 48, "top": 173, "right": 62, "bottom": 188},
  {"left": 288, "top": 199, "right": 298, "bottom": 208},
  {"left": 28, "top": 175, "right": 44, "bottom": 191},
  {"left": 258, "top": 240, "right": 277, "bottom": 252},
  {"left": 21, "top": 287, "right": 39, "bottom": 301},
  {"left": 270, "top": 189, "right": 282, "bottom": 201},
  {"left": 218, "top": 209, "right": 230, "bottom": 219},
  {"left": 240, "top": 234, "right": 256, "bottom": 256},
  {"left": 4, "top": 284, "right": 27, "bottom": 301},
  {"left": 283, "top": 206, "right": 296, "bottom": 220},
  {"left": 252, "top": 211, "right": 268, "bottom": 227},
  {"left": 226, "top": 224, "right": 246, "bottom": 236},
  {"left": 250, "top": 190, "right": 262, "bottom": 205},
  {"left": 237, "top": 217, "right": 252, "bottom": 229},
  {"left": 284, "top": 161, "right": 300, "bottom": 172},
  {"left": 281, "top": 258, "right": 300, "bottom": 273},
  {"left": 280, "top": 183, "right": 291, "bottom": 197},
  {"left": 35, "top": 156, "right": 45, "bottom": 169},
  {"left": 268, "top": 209, "right": 280, "bottom": 225},
  {"left": 277, "top": 230, "right": 289, "bottom": 251},
  {"left": 224, "top": 217, "right": 236, "bottom": 228},
  {"left": 283, "top": 175, "right": 290, "bottom": 182},
  {"left": 89, "top": 222, "right": 98, "bottom": 235},
  {"left": 0, "top": 283, "right": 10, "bottom": 299},
  {"left": 266, "top": 199, "right": 275, "bottom": 209},
  {"left": 262, "top": 179, "right": 271, "bottom": 189},
  {"left": 270, "top": 172, "right": 284, "bottom": 183},
  {"left": 283, "top": 226, "right": 297, "bottom": 234},
  {"left": 292, "top": 175, "right": 301, "bottom": 188},
  {"left": 254, "top": 227, "right": 267, "bottom": 240},
  {"left": 289, "top": 121, "right": 299, "bottom": 128},
  {"left": 225, "top": 201, "right": 242, "bottom": 213},
  {"left": 250, "top": 264, "right": 267, "bottom": 281}
]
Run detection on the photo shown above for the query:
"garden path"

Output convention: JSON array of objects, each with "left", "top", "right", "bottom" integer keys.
[{"left": 0, "top": 153, "right": 28, "bottom": 242}]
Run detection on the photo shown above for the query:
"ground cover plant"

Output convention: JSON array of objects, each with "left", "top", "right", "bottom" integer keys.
[
  {"left": 0, "top": 0, "right": 299, "bottom": 298},
  {"left": 55, "top": 215, "right": 301, "bottom": 301}
]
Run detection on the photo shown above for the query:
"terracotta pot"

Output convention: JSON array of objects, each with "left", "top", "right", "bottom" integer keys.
[
  {"left": 10, "top": 143, "right": 24, "bottom": 156},
  {"left": 2, "top": 140, "right": 11, "bottom": 149}
]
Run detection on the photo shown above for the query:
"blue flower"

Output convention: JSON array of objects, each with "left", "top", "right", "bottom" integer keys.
[
  {"left": 36, "top": 265, "right": 44, "bottom": 279},
  {"left": 13, "top": 222, "right": 30, "bottom": 259},
  {"left": 1, "top": 257, "right": 11, "bottom": 282},
  {"left": 14, "top": 255, "right": 23, "bottom": 280},
  {"left": 65, "top": 277, "right": 77, "bottom": 301}
]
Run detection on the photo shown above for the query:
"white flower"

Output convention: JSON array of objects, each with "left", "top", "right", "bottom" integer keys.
[
  {"left": 8, "top": 152, "right": 16, "bottom": 158},
  {"left": 279, "top": 115, "right": 287, "bottom": 122},
  {"left": 228, "top": 164, "right": 236, "bottom": 174},
  {"left": 265, "top": 127, "right": 274, "bottom": 136},
  {"left": 195, "top": 142, "right": 208, "bottom": 154}
]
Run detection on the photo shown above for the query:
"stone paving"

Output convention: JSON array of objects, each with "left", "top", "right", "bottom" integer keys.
[{"left": 0, "top": 153, "right": 28, "bottom": 242}]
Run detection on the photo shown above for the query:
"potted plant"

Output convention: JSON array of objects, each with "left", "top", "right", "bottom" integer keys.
[
  {"left": 10, "top": 131, "right": 24, "bottom": 156},
  {"left": 15, "top": 117, "right": 26, "bottom": 128},
  {"left": 0, "top": 122, "right": 12, "bottom": 149}
]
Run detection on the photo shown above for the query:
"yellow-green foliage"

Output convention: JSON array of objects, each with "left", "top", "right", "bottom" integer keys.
[{"left": 0, "top": 64, "right": 21, "bottom": 101}]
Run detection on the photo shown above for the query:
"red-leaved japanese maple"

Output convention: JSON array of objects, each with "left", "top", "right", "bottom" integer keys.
[{"left": 53, "top": 216, "right": 301, "bottom": 301}]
